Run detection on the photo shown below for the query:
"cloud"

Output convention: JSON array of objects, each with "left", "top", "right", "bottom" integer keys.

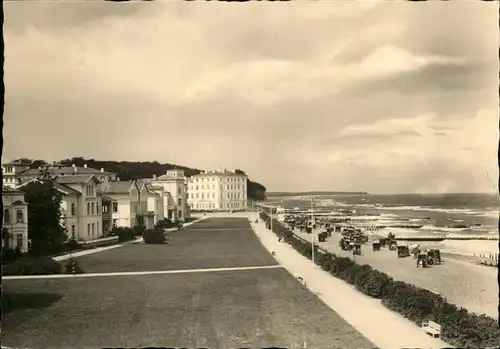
[{"left": 3, "top": 2, "right": 498, "bottom": 193}]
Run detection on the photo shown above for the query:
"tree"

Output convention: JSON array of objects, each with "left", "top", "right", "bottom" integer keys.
[{"left": 23, "top": 179, "right": 67, "bottom": 254}]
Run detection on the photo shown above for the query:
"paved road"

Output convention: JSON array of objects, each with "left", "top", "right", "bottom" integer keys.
[{"left": 2, "top": 217, "right": 374, "bottom": 349}]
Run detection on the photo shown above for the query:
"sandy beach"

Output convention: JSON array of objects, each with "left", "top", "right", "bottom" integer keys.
[{"left": 292, "top": 228, "right": 498, "bottom": 319}]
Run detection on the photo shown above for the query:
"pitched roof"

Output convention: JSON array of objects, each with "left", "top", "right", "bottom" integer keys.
[
  {"left": 55, "top": 174, "right": 100, "bottom": 185},
  {"left": 98, "top": 191, "right": 117, "bottom": 202},
  {"left": 53, "top": 182, "right": 81, "bottom": 195},
  {"left": 156, "top": 174, "right": 179, "bottom": 180},
  {"left": 11, "top": 200, "right": 27, "bottom": 205},
  {"left": 16, "top": 178, "right": 80, "bottom": 196},
  {"left": 101, "top": 181, "right": 135, "bottom": 194},
  {"left": 19, "top": 166, "right": 116, "bottom": 176},
  {"left": 2, "top": 186, "right": 23, "bottom": 194}
]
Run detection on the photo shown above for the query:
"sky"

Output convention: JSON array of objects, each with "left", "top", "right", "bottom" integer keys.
[{"left": 3, "top": 2, "right": 499, "bottom": 194}]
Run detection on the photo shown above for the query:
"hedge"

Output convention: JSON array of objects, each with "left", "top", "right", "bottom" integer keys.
[
  {"left": 259, "top": 212, "right": 499, "bottom": 348},
  {"left": 3, "top": 256, "right": 62, "bottom": 276},
  {"left": 110, "top": 227, "right": 135, "bottom": 242},
  {"left": 1, "top": 247, "right": 23, "bottom": 265},
  {"left": 143, "top": 228, "right": 166, "bottom": 244}
]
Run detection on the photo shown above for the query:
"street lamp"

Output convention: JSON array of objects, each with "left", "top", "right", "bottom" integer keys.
[{"left": 311, "top": 197, "right": 315, "bottom": 264}]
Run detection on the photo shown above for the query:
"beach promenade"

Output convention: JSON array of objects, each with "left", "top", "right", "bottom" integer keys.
[
  {"left": 247, "top": 213, "right": 451, "bottom": 349},
  {"left": 291, "top": 227, "right": 498, "bottom": 319}
]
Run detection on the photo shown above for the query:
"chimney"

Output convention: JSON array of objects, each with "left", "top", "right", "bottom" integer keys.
[
  {"left": 84, "top": 164, "right": 87, "bottom": 168},
  {"left": 101, "top": 168, "right": 104, "bottom": 173}
]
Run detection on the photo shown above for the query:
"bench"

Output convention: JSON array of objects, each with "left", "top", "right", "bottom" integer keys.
[{"left": 421, "top": 320, "right": 441, "bottom": 338}]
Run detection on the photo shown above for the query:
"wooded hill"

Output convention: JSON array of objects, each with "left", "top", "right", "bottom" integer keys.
[{"left": 13, "top": 157, "right": 267, "bottom": 201}]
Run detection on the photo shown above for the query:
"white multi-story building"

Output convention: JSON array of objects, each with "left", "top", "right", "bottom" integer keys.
[{"left": 187, "top": 169, "right": 247, "bottom": 212}]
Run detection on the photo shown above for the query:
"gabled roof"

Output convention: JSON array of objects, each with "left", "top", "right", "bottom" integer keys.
[
  {"left": 98, "top": 191, "right": 117, "bottom": 202},
  {"left": 53, "top": 182, "right": 81, "bottom": 195},
  {"left": 19, "top": 166, "right": 116, "bottom": 176},
  {"left": 16, "top": 178, "right": 80, "bottom": 196},
  {"left": 2, "top": 186, "right": 24, "bottom": 194},
  {"left": 55, "top": 174, "right": 100, "bottom": 185},
  {"left": 156, "top": 174, "right": 179, "bottom": 180},
  {"left": 101, "top": 180, "right": 136, "bottom": 194}
]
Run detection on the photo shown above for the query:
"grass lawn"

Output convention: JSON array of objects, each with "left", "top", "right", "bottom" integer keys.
[
  {"left": 2, "top": 268, "right": 374, "bottom": 348},
  {"left": 74, "top": 217, "right": 278, "bottom": 273}
]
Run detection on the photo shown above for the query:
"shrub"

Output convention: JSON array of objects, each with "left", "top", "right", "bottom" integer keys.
[
  {"left": 1, "top": 247, "right": 23, "bottom": 265},
  {"left": 111, "top": 227, "right": 134, "bottom": 242},
  {"left": 65, "top": 238, "right": 82, "bottom": 251},
  {"left": 259, "top": 212, "right": 500, "bottom": 348},
  {"left": 3, "top": 256, "right": 62, "bottom": 276},
  {"left": 155, "top": 219, "right": 174, "bottom": 229},
  {"left": 62, "top": 257, "right": 85, "bottom": 274},
  {"left": 132, "top": 225, "right": 146, "bottom": 237},
  {"left": 143, "top": 228, "right": 166, "bottom": 244}
]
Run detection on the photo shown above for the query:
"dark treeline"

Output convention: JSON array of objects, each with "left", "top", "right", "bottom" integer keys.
[{"left": 14, "top": 157, "right": 267, "bottom": 201}]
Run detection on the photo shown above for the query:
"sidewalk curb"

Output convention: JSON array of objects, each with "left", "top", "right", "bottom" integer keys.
[{"left": 53, "top": 217, "right": 209, "bottom": 261}]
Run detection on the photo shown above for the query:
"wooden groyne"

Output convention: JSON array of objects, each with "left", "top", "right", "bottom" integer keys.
[{"left": 395, "top": 235, "right": 498, "bottom": 242}]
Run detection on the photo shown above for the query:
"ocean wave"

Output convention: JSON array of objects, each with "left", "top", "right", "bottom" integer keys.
[{"left": 374, "top": 204, "right": 483, "bottom": 215}]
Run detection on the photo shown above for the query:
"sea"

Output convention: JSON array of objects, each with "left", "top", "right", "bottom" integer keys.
[{"left": 278, "top": 193, "right": 499, "bottom": 239}]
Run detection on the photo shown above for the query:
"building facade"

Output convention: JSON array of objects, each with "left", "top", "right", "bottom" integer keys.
[
  {"left": 2, "top": 186, "right": 29, "bottom": 252},
  {"left": 2, "top": 161, "right": 30, "bottom": 188},
  {"left": 55, "top": 175, "right": 105, "bottom": 241},
  {"left": 150, "top": 169, "right": 189, "bottom": 222},
  {"left": 17, "top": 175, "right": 107, "bottom": 242},
  {"left": 101, "top": 180, "right": 139, "bottom": 228},
  {"left": 187, "top": 169, "right": 247, "bottom": 212}
]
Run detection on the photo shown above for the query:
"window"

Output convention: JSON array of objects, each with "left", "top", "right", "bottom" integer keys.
[
  {"left": 71, "top": 225, "right": 76, "bottom": 238},
  {"left": 91, "top": 202, "right": 95, "bottom": 215},
  {"left": 87, "top": 202, "right": 90, "bottom": 215},
  {"left": 16, "top": 234, "right": 23, "bottom": 249},
  {"left": 71, "top": 203, "right": 76, "bottom": 215},
  {"left": 178, "top": 198, "right": 182, "bottom": 206},
  {"left": 178, "top": 210, "right": 182, "bottom": 218},
  {"left": 201, "top": 193, "right": 204, "bottom": 199},
  {"left": 212, "top": 193, "right": 215, "bottom": 198},
  {"left": 97, "top": 222, "right": 99, "bottom": 234},
  {"left": 196, "top": 193, "right": 199, "bottom": 199},
  {"left": 191, "top": 193, "right": 194, "bottom": 199},
  {"left": 112, "top": 202, "right": 118, "bottom": 213},
  {"left": 112, "top": 219, "right": 118, "bottom": 227},
  {"left": 87, "top": 224, "right": 91, "bottom": 235},
  {"left": 212, "top": 184, "right": 215, "bottom": 189},
  {"left": 92, "top": 223, "right": 95, "bottom": 236},
  {"left": 16, "top": 210, "right": 24, "bottom": 223},
  {"left": 201, "top": 185, "right": 204, "bottom": 190},
  {"left": 196, "top": 186, "right": 198, "bottom": 190},
  {"left": 4, "top": 209, "right": 9, "bottom": 224},
  {"left": 103, "top": 204, "right": 108, "bottom": 213}
]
